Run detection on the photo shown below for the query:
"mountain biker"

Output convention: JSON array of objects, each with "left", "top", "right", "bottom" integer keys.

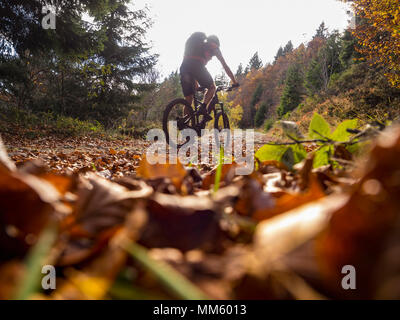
[{"left": 180, "top": 32, "right": 239, "bottom": 123}]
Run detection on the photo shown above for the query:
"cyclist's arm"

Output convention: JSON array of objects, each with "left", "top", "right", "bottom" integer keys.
[{"left": 215, "top": 49, "right": 238, "bottom": 85}]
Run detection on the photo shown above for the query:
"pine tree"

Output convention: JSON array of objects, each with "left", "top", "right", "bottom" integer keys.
[
  {"left": 0, "top": 0, "right": 157, "bottom": 127},
  {"left": 235, "top": 63, "right": 244, "bottom": 78},
  {"left": 339, "top": 30, "right": 358, "bottom": 69},
  {"left": 255, "top": 102, "right": 267, "bottom": 127},
  {"left": 247, "top": 52, "right": 263, "bottom": 70},
  {"left": 274, "top": 47, "right": 284, "bottom": 62},
  {"left": 0, "top": 0, "right": 105, "bottom": 56},
  {"left": 283, "top": 41, "right": 293, "bottom": 55},
  {"left": 277, "top": 64, "right": 304, "bottom": 117},
  {"left": 250, "top": 83, "right": 263, "bottom": 125},
  {"left": 305, "top": 58, "right": 324, "bottom": 94},
  {"left": 314, "top": 22, "right": 328, "bottom": 39},
  {"left": 73, "top": 1, "right": 157, "bottom": 125},
  {"left": 304, "top": 31, "right": 343, "bottom": 95}
]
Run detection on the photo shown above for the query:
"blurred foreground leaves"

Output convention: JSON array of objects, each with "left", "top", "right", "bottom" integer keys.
[{"left": 1, "top": 126, "right": 400, "bottom": 299}]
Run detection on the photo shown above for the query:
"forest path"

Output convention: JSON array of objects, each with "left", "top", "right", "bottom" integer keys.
[{"left": 1, "top": 129, "right": 269, "bottom": 178}]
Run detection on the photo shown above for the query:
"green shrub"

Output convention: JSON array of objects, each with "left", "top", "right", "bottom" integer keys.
[
  {"left": 54, "top": 116, "right": 104, "bottom": 136},
  {"left": 264, "top": 118, "right": 275, "bottom": 132},
  {"left": 0, "top": 105, "right": 105, "bottom": 137},
  {"left": 255, "top": 103, "right": 267, "bottom": 127}
]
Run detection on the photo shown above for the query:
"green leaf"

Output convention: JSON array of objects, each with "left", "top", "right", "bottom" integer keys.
[
  {"left": 313, "top": 145, "right": 332, "bottom": 168},
  {"left": 347, "top": 140, "right": 371, "bottom": 155},
  {"left": 331, "top": 119, "right": 358, "bottom": 142},
  {"left": 255, "top": 144, "right": 289, "bottom": 162},
  {"left": 346, "top": 143, "right": 360, "bottom": 154},
  {"left": 309, "top": 113, "right": 331, "bottom": 140},
  {"left": 291, "top": 144, "right": 307, "bottom": 164}
]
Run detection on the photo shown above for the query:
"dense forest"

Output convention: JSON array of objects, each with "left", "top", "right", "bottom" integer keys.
[
  {"left": 0, "top": 0, "right": 157, "bottom": 133},
  {"left": 1, "top": 0, "right": 399, "bottom": 136},
  {"left": 138, "top": 21, "right": 400, "bottom": 136}
]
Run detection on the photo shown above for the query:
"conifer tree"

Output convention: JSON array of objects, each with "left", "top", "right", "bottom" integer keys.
[{"left": 277, "top": 64, "right": 304, "bottom": 117}]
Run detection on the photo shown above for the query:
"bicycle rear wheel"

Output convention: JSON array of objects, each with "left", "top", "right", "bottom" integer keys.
[{"left": 163, "top": 99, "right": 195, "bottom": 148}]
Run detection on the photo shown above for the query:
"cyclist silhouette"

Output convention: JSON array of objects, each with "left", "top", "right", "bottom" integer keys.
[{"left": 180, "top": 32, "right": 238, "bottom": 124}]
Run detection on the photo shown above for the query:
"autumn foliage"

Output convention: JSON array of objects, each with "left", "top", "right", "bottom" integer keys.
[{"left": 351, "top": 0, "right": 400, "bottom": 88}]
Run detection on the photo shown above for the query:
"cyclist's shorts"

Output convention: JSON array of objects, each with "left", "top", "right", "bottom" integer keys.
[{"left": 180, "top": 58, "right": 213, "bottom": 96}]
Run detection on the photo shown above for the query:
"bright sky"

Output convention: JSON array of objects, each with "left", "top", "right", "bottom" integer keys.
[{"left": 131, "top": 0, "right": 352, "bottom": 79}]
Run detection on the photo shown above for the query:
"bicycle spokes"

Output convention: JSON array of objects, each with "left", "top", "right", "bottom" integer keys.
[{"left": 164, "top": 99, "right": 196, "bottom": 148}]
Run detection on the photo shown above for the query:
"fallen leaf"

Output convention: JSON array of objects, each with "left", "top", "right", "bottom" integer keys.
[
  {"left": 137, "top": 155, "right": 187, "bottom": 191},
  {"left": 253, "top": 175, "right": 326, "bottom": 221}
]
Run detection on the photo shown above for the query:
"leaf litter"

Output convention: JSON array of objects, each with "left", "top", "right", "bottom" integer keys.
[{"left": 1, "top": 126, "right": 400, "bottom": 300}]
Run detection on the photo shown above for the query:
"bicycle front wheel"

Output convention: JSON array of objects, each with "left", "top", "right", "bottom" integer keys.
[
  {"left": 163, "top": 99, "right": 195, "bottom": 148},
  {"left": 214, "top": 112, "right": 230, "bottom": 131},
  {"left": 214, "top": 112, "right": 231, "bottom": 149}
]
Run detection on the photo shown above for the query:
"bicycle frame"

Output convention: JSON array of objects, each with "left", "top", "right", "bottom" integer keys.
[
  {"left": 163, "top": 84, "right": 237, "bottom": 148},
  {"left": 193, "top": 87, "right": 226, "bottom": 124}
]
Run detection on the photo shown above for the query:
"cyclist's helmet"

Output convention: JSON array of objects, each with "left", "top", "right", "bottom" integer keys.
[{"left": 207, "top": 35, "right": 220, "bottom": 47}]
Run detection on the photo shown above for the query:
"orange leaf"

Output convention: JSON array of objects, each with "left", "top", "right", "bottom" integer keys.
[
  {"left": 253, "top": 175, "right": 325, "bottom": 221},
  {"left": 136, "top": 155, "right": 187, "bottom": 190},
  {"left": 109, "top": 148, "right": 117, "bottom": 155}
]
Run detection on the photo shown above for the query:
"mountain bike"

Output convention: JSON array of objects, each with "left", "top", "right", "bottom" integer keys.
[{"left": 162, "top": 84, "right": 239, "bottom": 148}]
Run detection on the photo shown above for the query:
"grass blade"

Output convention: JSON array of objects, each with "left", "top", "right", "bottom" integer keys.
[
  {"left": 14, "top": 225, "right": 57, "bottom": 300},
  {"left": 213, "top": 146, "right": 224, "bottom": 193},
  {"left": 124, "top": 242, "right": 209, "bottom": 300}
]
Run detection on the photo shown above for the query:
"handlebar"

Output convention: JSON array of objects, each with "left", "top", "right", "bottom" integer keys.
[
  {"left": 196, "top": 83, "right": 240, "bottom": 93},
  {"left": 225, "top": 83, "right": 240, "bottom": 92}
]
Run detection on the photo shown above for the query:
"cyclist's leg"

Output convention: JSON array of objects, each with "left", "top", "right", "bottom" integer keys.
[
  {"left": 180, "top": 63, "right": 196, "bottom": 109},
  {"left": 194, "top": 65, "right": 215, "bottom": 112}
]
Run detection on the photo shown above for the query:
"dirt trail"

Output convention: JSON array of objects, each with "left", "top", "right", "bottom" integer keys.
[{"left": 1, "top": 130, "right": 269, "bottom": 178}]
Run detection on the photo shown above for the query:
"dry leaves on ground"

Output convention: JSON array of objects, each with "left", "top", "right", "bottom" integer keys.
[{"left": 1, "top": 127, "right": 400, "bottom": 300}]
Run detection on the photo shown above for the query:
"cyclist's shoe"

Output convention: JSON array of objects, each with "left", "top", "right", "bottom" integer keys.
[
  {"left": 198, "top": 103, "right": 207, "bottom": 114},
  {"left": 177, "top": 117, "right": 186, "bottom": 130},
  {"left": 201, "top": 113, "right": 212, "bottom": 123},
  {"left": 199, "top": 117, "right": 212, "bottom": 130}
]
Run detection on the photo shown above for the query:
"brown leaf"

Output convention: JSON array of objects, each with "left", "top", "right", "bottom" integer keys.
[
  {"left": 253, "top": 175, "right": 326, "bottom": 221},
  {"left": 316, "top": 126, "right": 400, "bottom": 298},
  {"left": 201, "top": 163, "right": 240, "bottom": 190},
  {"left": 258, "top": 160, "right": 289, "bottom": 174},
  {"left": 234, "top": 176, "right": 275, "bottom": 217},
  {"left": 53, "top": 206, "right": 147, "bottom": 299},
  {"left": 297, "top": 153, "right": 315, "bottom": 190},
  {"left": 254, "top": 193, "right": 349, "bottom": 267},
  {"left": 139, "top": 193, "right": 226, "bottom": 252},
  {"left": 56, "top": 175, "right": 152, "bottom": 266},
  {"left": 137, "top": 156, "right": 187, "bottom": 191},
  {"left": 0, "top": 166, "right": 66, "bottom": 257},
  {"left": 146, "top": 246, "right": 249, "bottom": 299},
  {"left": 0, "top": 261, "right": 24, "bottom": 299},
  {"left": 334, "top": 145, "right": 353, "bottom": 161}
]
